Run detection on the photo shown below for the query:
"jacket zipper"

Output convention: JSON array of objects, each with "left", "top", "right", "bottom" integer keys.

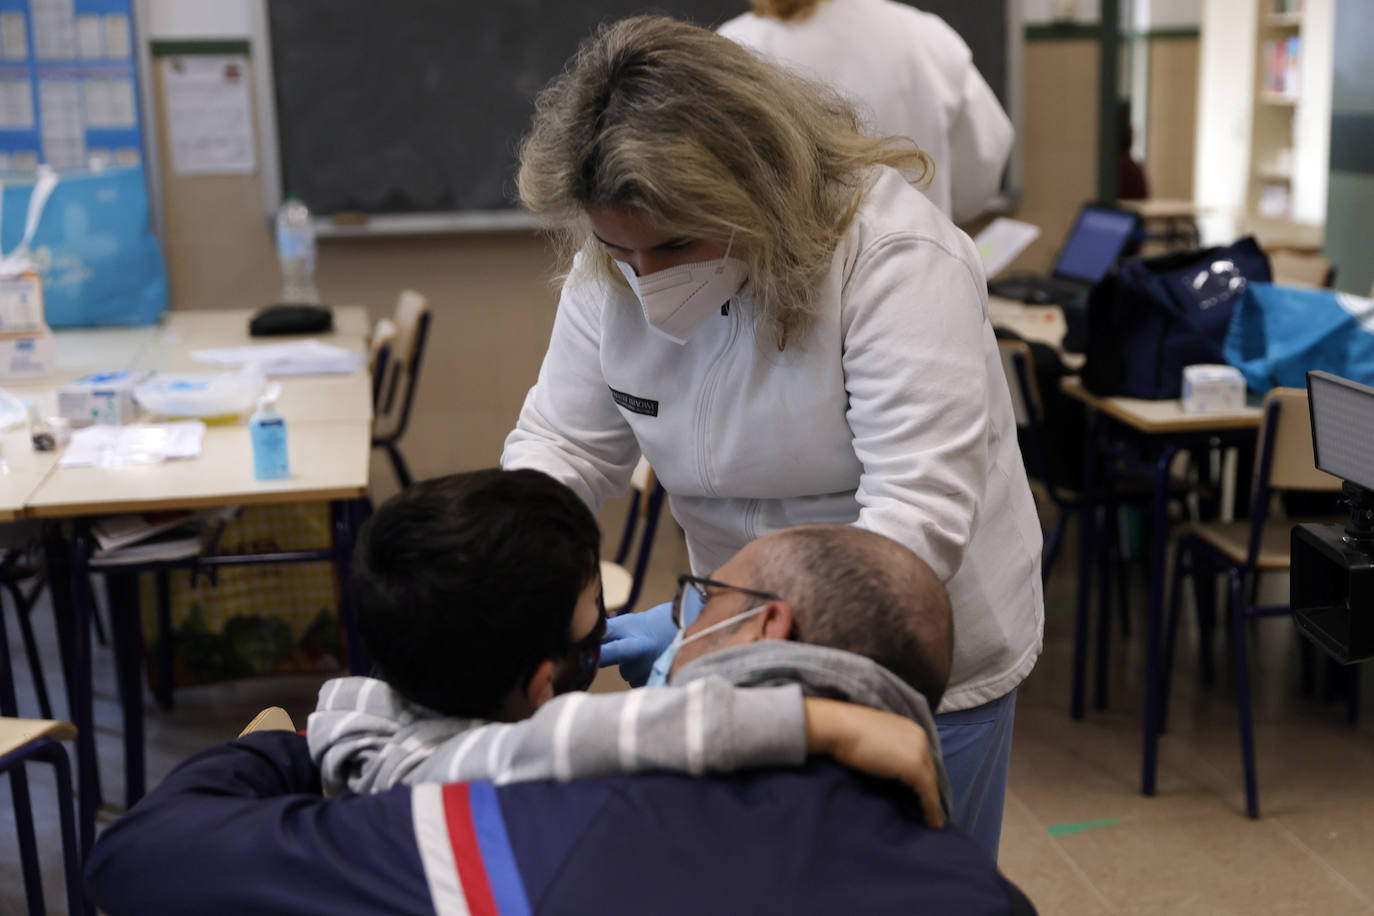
[{"left": 694, "top": 300, "right": 741, "bottom": 498}]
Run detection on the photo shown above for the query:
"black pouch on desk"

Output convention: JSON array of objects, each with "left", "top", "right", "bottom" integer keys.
[{"left": 250, "top": 304, "right": 333, "bottom": 336}]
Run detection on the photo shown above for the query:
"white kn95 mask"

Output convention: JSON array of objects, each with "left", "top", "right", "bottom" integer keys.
[{"left": 614, "top": 238, "right": 748, "bottom": 344}]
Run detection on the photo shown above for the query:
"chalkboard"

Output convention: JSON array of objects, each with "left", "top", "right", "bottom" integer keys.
[{"left": 263, "top": 0, "right": 1011, "bottom": 221}]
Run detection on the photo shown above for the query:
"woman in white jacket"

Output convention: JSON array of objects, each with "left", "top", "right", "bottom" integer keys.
[
  {"left": 502, "top": 15, "right": 1041, "bottom": 859},
  {"left": 720, "top": 0, "right": 1014, "bottom": 224}
]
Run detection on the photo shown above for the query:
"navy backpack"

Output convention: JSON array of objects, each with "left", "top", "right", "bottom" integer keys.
[{"left": 1081, "top": 237, "right": 1271, "bottom": 399}]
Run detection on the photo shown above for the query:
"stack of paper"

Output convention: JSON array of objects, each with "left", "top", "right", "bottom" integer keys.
[
  {"left": 60, "top": 421, "right": 207, "bottom": 469},
  {"left": 190, "top": 339, "right": 363, "bottom": 376},
  {"left": 90, "top": 506, "right": 236, "bottom": 564}
]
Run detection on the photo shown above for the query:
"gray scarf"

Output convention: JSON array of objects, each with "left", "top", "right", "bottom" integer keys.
[{"left": 674, "top": 641, "right": 952, "bottom": 816}]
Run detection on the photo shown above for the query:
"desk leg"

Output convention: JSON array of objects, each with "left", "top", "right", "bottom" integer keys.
[
  {"left": 333, "top": 499, "right": 368, "bottom": 675},
  {"left": 45, "top": 524, "right": 99, "bottom": 854},
  {"left": 1142, "top": 443, "right": 1180, "bottom": 797},
  {"left": 1072, "top": 410, "right": 1100, "bottom": 721},
  {"left": 105, "top": 571, "right": 146, "bottom": 807}
]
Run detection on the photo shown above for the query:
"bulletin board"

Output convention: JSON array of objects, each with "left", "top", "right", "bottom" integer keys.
[{"left": 0, "top": 0, "right": 143, "bottom": 173}]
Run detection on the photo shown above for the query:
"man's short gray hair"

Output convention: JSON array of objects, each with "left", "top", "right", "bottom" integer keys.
[{"left": 751, "top": 525, "right": 953, "bottom": 709}]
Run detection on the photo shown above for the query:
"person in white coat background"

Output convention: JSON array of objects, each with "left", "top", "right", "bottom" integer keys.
[
  {"left": 502, "top": 15, "right": 1042, "bottom": 859},
  {"left": 720, "top": 0, "right": 1014, "bottom": 224}
]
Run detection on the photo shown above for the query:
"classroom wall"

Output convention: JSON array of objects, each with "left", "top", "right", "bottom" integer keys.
[
  {"left": 141, "top": 4, "right": 1115, "bottom": 482},
  {"left": 1010, "top": 36, "right": 1100, "bottom": 272},
  {"left": 1144, "top": 36, "right": 1199, "bottom": 199}
]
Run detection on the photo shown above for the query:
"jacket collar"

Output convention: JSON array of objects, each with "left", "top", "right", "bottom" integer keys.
[{"left": 673, "top": 640, "right": 951, "bottom": 813}]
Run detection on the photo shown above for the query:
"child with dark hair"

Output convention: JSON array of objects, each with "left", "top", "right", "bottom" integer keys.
[{"left": 309, "top": 469, "right": 943, "bottom": 820}]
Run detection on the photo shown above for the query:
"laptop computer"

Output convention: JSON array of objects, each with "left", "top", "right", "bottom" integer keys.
[{"left": 988, "top": 204, "right": 1142, "bottom": 305}]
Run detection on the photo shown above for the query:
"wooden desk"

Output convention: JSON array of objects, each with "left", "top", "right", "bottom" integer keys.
[
  {"left": 26, "top": 421, "right": 370, "bottom": 518},
  {"left": 0, "top": 430, "right": 60, "bottom": 522},
  {"left": 988, "top": 296, "right": 1084, "bottom": 370},
  {"left": 18, "top": 309, "right": 375, "bottom": 854},
  {"left": 133, "top": 307, "right": 373, "bottom": 425},
  {"left": 1060, "top": 375, "right": 1262, "bottom": 805},
  {"left": 1060, "top": 378, "right": 1262, "bottom": 433},
  {"left": 1119, "top": 199, "right": 1208, "bottom": 220}
]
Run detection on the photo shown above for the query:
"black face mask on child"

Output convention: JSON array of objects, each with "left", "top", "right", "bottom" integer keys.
[{"left": 553, "top": 596, "right": 607, "bottom": 695}]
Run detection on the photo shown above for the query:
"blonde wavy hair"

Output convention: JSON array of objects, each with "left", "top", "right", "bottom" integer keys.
[
  {"left": 517, "top": 15, "right": 932, "bottom": 348},
  {"left": 749, "top": 0, "right": 826, "bottom": 21}
]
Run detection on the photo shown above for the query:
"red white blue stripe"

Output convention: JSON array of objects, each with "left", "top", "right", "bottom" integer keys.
[{"left": 413, "top": 782, "right": 531, "bottom": 916}]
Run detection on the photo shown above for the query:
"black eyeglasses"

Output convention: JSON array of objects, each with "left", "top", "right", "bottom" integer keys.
[{"left": 671, "top": 574, "right": 780, "bottom": 630}]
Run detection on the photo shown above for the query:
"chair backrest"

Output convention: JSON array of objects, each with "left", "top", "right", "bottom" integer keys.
[
  {"left": 1269, "top": 251, "right": 1335, "bottom": 289},
  {"left": 238, "top": 706, "right": 297, "bottom": 738},
  {"left": 1257, "top": 388, "right": 1343, "bottom": 493},
  {"left": 369, "top": 318, "right": 398, "bottom": 410},
  {"left": 392, "top": 290, "right": 429, "bottom": 373},
  {"left": 609, "top": 456, "right": 667, "bottom": 614},
  {"left": 369, "top": 318, "right": 398, "bottom": 375},
  {"left": 375, "top": 290, "right": 431, "bottom": 440},
  {"left": 996, "top": 340, "right": 1039, "bottom": 429}
]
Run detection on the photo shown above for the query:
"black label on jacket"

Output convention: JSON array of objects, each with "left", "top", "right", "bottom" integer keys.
[{"left": 609, "top": 387, "right": 658, "bottom": 417}]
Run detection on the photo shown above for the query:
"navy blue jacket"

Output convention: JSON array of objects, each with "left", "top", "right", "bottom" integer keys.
[{"left": 85, "top": 732, "right": 1035, "bottom": 915}]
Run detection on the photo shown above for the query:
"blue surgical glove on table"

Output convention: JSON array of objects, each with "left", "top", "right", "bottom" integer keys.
[{"left": 600, "top": 601, "right": 677, "bottom": 687}]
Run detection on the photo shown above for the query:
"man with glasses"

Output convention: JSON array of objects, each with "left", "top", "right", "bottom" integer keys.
[{"left": 86, "top": 516, "right": 1034, "bottom": 914}]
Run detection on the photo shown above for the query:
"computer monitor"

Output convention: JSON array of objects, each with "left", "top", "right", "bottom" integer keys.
[
  {"left": 1308, "top": 370, "right": 1374, "bottom": 493},
  {"left": 1051, "top": 205, "right": 1140, "bottom": 285}
]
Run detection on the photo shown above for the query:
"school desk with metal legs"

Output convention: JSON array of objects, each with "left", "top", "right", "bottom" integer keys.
[
  {"left": 0, "top": 308, "right": 376, "bottom": 853},
  {"left": 1060, "top": 378, "right": 1262, "bottom": 798}
]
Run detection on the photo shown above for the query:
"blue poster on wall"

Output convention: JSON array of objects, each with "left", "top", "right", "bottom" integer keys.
[{"left": 0, "top": 0, "right": 144, "bottom": 173}]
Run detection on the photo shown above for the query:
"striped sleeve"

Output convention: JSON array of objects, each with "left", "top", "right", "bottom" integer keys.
[{"left": 407, "top": 679, "right": 806, "bottom": 786}]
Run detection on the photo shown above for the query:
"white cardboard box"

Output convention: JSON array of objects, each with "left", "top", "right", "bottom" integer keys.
[
  {"left": 1182, "top": 364, "right": 1246, "bottom": 413},
  {"left": 0, "top": 326, "right": 55, "bottom": 380},
  {"left": 58, "top": 370, "right": 151, "bottom": 426},
  {"left": 0, "top": 273, "right": 46, "bottom": 333}
]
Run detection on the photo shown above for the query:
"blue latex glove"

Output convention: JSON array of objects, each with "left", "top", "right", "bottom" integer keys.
[{"left": 600, "top": 601, "right": 677, "bottom": 688}]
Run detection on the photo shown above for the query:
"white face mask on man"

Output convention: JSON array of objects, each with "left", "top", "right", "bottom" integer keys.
[{"left": 614, "top": 235, "right": 747, "bottom": 345}]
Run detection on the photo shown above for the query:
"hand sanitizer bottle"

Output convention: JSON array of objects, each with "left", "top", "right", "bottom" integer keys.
[{"left": 250, "top": 383, "right": 290, "bottom": 480}]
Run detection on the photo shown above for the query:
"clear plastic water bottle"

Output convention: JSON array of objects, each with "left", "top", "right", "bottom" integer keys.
[{"left": 275, "top": 195, "right": 319, "bottom": 304}]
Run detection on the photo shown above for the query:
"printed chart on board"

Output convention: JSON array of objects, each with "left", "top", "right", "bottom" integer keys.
[{"left": 0, "top": 0, "right": 142, "bottom": 173}]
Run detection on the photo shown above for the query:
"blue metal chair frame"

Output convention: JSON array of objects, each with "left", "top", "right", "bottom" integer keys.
[
  {"left": 2, "top": 586, "right": 85, "bottom": 916},
  {"left": 610, "top": 476, "right": 667, "bottom": 615},
  {"left": 1160, "top": 396, "right": 1349, "bottom": 818}
]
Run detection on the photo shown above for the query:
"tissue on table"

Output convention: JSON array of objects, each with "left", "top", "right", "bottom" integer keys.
[{"left": 1182, "top": 364, "right": 1246, "bottom": 413}]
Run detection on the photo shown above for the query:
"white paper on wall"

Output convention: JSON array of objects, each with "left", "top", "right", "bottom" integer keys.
[{"left": 161, "top": 55, "right": 256, "bottom": 176}]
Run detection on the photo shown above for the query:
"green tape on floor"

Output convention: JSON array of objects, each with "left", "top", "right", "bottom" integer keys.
[{"left": 1047, "top": 817, "right": 1121, "bottom": 837}]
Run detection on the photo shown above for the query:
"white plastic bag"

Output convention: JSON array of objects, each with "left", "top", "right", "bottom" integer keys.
[{"left": 134, "top": 371, "right": 265, "bottom": 419}]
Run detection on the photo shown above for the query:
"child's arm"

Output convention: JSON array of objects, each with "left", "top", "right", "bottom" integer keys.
[
  {"left": 405, "top": 678, "right": 946, "bottom": 826},
  {"left": 408, "top": 677, "right": 806, "bottom": 786}
]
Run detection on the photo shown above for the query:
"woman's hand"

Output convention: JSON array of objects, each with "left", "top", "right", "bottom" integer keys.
[
  {"left": 599, "top": 602, "right": 677, "bottom": 687},
  {"left": 803, "top": 697, "right": 944, "bottom": 829}
]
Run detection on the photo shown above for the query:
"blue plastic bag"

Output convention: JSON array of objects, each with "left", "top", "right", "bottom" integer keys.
[
  {"left": 1223, "top": 283, "right": 1374, "bottom": 391},
  {"left": 0, "top": 166, "right": 168, "bottom": 327}
]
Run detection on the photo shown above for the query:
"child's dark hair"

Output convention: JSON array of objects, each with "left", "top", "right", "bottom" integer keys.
[{"left": 352, "top": 469, "right": 601, "bottom": 717}]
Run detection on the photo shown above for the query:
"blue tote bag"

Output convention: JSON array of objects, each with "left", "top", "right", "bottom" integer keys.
[
  {"left": 1223, "top": 283, "right": 1374, "bottom": 391},
  {"left": 0, "top": 166, "right": 168, "bottom": 327}
]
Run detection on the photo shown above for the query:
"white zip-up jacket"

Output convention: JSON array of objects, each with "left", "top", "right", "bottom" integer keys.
[
  {"left": 503, "top": 167, "right": 1043, "bottom": 711},
  {"left": 719, "top": 0, "right": 1013, "bottom": 224}
]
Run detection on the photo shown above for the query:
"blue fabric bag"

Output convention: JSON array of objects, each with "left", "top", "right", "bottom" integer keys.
[
  {"left": 1081, "top": 236, "right": 1271, "bottom": 399},
  {"left": 0, "top": 166, "right": 168, "bottom": 327},
  {"left": 1223, "top": 283, "right": 1374, "bottom": 391}
]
